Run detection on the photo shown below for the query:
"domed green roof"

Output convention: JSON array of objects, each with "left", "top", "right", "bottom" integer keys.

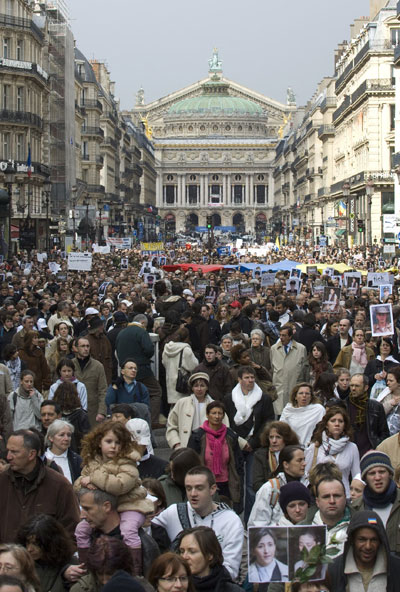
[{"left": 168, "top": 92, "right": 263, "bottom": 117}]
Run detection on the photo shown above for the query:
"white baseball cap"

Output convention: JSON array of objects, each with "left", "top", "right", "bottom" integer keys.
[
  {"left": 126, "top": 418, "right": 153, "bottom": 454},
  {"left": 85, "top": 307, "right": 99, "bottom": 316}
]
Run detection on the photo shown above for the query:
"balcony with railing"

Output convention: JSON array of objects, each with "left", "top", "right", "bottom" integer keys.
[
  {"left": 333, "top": 95, "right": 351, "bottom": 123},
  {"left": 318, "top": 124, "right": 335, "bottom": 139},
  {"left": 81, "top": 126, "right": 104, "bottom": 138},
  {"left": 0, "top": 13, "right": 44, "bottom": 41},
  {"left": 86, "top": 184, "right": 105, "bottom": 194},
  {"left": 320, "top": 97, "right": 337, "bottom": 112},
  {"left": 0, "top": 110, "right": 43, "bottom": 129},
  {"left": 80, "top": 99, "right": 102, "bottom": 111}
]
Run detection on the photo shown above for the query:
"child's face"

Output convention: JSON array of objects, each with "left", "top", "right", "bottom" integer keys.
[{"left": 100, "top": 430, "right": 121, "bottom": 460}]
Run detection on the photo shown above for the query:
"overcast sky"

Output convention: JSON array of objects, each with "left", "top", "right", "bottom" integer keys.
[{"left": 67, "top": 0, "right": 369, "bottom": 110}]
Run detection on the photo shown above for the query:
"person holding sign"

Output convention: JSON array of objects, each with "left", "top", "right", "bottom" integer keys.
[{"left": 248, "top": 528, "right": 288, "bottom": 583}]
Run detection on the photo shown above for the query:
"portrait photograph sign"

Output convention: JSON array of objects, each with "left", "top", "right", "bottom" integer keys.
[
  {"left": 322, "top": 286, "right": 341, "bottom": 312},
  {"left": 286, "top": 278, "right": 300, "bottom": 294},
  {"left": 288, "top": 525, "right": 327, "bottom": 582},
  {"left": 380, "top": 284, "right": 392, "bottom": 302},
  {"left": 248, "top": 527, "right": 289, "bottom": 583},
  {"left": 261, "top": 272, "right": 276, "bottom": 288},
  {"left": 370, "top": 303, "right": 394, "bottom": 337}
]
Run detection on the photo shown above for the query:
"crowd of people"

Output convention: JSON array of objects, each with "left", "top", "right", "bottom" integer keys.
[{"left": 0, "top": 241, "right": 399, "bottom": 592}]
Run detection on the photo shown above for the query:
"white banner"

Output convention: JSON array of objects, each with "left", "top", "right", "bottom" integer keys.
[
  {"left": 106, "top": 237, "right": 132, "bottom": 249},
  {"left": 92, "top": 245, "right": 111, "bottom": 254},
  {"left": 67, "top": 252, "right": 92, "bottom": 271}
]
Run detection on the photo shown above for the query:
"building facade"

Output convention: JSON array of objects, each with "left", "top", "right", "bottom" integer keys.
[{"left": 130, "top": 50, "right": 294, "bottom": 236}]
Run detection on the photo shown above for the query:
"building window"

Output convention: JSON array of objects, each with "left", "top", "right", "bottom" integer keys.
[
  {"left": 17, "top": 87, "right": 23, "bottom": 111},
  {"left": 2, "top": 85, "right": 10, "bottom": 110},
  {"left": 16, "top": 39, "right": 23, "bottom": 61},
  {"left": 391, "top": 28, "right": 400, "bottom": 47},
  {"left": 82, "top": 141, "right": 88, "bottom": 159},
  {"left": 16, "top": 134, "right": 24, "bottom": 160},
  {"left": 257, "top": 174, "right": 265, "bottom": 181},
  {"left": 5, "top": 0, "right": 13, "bottom": 16},
  {"left": 390, "top": 104, "right": 395, "bottom": 131},
  {"left": 235, "top": 174, "right": 242, "bottom": 181},
  {"left": 165, "top": 185, "right": 175, "bottom": 204},
  {"left": 210, "top": 185, "right": 221, "bottom": 204},
  {"left": 188, "top": 185, "right": 198, "bottom": 205},
  {"left": 212, "top": 174, "right": 219, "bottom": 181},
  {"left": 166, "top": 174, "right": 174, "bottom": 181},
  {"left": 3, "top": 133, "right": 10, "bottom": 159},
  {"left": 233, "top": 185, "right": 243, "bottom": 204},
  {"left": 256, "top": 185, "right": 266, "bottom": 204},
  {"left": 189, "top": 175, "right": 196, "bottom": 181},
  {"left": 3, "top": 38, "right": 10, "bottom": 58}
]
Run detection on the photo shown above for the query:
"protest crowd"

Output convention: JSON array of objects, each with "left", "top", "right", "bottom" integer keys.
[{"left": 1, "top": 239, "right": 400, "bottom": 592}]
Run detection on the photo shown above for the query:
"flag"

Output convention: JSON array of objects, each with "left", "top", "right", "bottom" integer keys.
[
  {"left": 275, "top": 236, "right": 280, "bottom": 251},
  {"left": 338, "top": 200, "right": 346, "bottom": 217},
  {"left": 26, "top": 144, "right": 31, "bottom": 178}
]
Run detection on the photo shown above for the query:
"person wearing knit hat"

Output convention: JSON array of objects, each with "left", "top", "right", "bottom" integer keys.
[
  {"left": 166, "top": 371, "right": 229, "bottom": 449},
  {"left": 359, "top": 450, "right": 394, "bottom": 480},
  {"left": 352, "top": 449, "right": 400, "bottom": 555},
  {"left": 278, "top": 481, "right": 311, "bottom": 525}
]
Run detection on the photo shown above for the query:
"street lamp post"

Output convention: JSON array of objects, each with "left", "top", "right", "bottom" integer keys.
[
  {"left": 4, "top": 171, "right": 14, "bottom": 260},
  {"left": 83, "top": 198, "right": 89, "bottom": 249},
  {"left": 365, "top": 178, "right": 374, "bottom": 246},
  {"left": 98, "top": 201, "right": 103, "bottom": 244},
  {"left": 42, "top": 180, "right": 51, "bottom": 254},
  {"left": 71, "top": 186, "right": 77, "bottom": 250},
  {"left": 342, "top": 182, "right": 351, "bottom": 242}
]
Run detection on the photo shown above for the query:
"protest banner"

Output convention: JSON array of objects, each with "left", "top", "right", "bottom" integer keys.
[{"left": 67, "top": 252, "right": 92, "bottom": 271}]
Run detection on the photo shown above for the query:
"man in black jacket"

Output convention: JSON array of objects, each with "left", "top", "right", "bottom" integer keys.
[
  {"left": 326, "top": 317, "right": 352, "bottom": 364},
  {"left": 346, "top": 374, "right": 389, "bottom": 457},
  {"left": 200, "top": 304, "right": 221, "bottom": 345},
  {"left": 328, "top": 510, "right": 400, "bottom": 591},
  {"left": 294, "top": 313, "right": 325, "bottom": 352}
]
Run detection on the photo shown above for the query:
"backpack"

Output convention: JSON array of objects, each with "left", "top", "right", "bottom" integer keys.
[
  {"left": 170, "top": 503, "right": 191, "bottom": 551},
  {"left": 268, "top": 477, "right": 281, "bottom": 509}
]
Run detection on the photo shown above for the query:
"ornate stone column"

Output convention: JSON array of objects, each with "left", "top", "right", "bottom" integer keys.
[
  {"left": 245, "top": 175, "right": 250, "bottom": 206},
  {"left": 227, "top": 175, "right": 231, "bottom": 205},
  {"left": 181, "top": 174, "right": 186, "bottom": 207},
  {"left": 249, "top": 175, "right": 254, "bottom": 207}
]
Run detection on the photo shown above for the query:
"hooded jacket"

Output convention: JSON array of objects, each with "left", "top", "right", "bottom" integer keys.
[
  {"left": 162, "top": 341, "right": 198, "bottom": 404},
  {"left": 328, "top": 510, "right": 400, "bottom": 592}
]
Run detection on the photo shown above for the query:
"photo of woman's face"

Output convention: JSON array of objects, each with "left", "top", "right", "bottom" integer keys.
[
  {"left": 254, "top": 534, "right": 276, "bottom": 566},
  {"left": 298, "top": 533, "right": 316, "bottom": 552}
]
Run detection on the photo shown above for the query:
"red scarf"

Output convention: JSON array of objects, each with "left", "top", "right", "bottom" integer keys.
[{"left": 201, "top": 420, "right": 227, "bottom": 476}]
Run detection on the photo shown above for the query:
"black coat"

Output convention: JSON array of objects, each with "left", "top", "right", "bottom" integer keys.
[
  {"left": 364, "top": 357, "right": 400, "bottom": 387},
  {"left": 223, "top": 392, "right": 274, "bottom": 450},
  {"left": 294, "top": 326, "right": 325, "bottom": 353},
  {"left": 188, "top": 426, "right": 244, "bottom": 505},
  {"left": 207, "top": 319, "right": 221, "bottom": 345},
  {"left": 62, "top": 408, "right": 90, "bottom": 453},
  {"left": 138, "top": 454, "right": 168, "bottom": 480},
  {"left": 345, "top": 398, "right": 390, "bottom": 450},
  {"left": 67, "top": 448, "right": 82, "bottom": 482},
  {"left": 326, "top": 333, "right": 352, "bottom": 364}
]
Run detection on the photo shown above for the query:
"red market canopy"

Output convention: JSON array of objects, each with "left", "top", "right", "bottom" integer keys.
[{"left": 162, "top": 264, "right": 225, "bottom": 273}]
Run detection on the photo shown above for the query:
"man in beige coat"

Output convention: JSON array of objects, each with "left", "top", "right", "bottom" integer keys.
[{"left": 270, "top": 324, "right": 309, "bottom": 415}]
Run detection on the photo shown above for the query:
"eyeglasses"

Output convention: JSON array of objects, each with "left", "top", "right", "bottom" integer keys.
[{"left": 159, "top": 576, "right": 189, "bottom": 584}]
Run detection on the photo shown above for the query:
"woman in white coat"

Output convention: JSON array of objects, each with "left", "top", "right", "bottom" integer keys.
[
  {"left": 280, "top": 383, "right": 325, "bottom": 447},
  {"left": 161, "top": 327, "right": 198, "bottom": 405},
  {"left": 305, "top": 406, "right": 359, "bottom": 499},
  {"left": 166, "top": 372, "right": 229, "bottom": 449}
]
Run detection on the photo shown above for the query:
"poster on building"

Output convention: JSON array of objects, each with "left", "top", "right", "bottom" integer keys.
[{"left": 67, "top": 252, "right": 92, "bottom": 271}]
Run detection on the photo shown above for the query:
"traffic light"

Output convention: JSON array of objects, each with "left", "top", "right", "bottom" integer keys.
[
  {"left": 320, "top": 225, "right": 324, "bottom": 234},
  {"left": 206, "top": 215, "right": 212, "bottom": 230},
  {"left": 357, "top": 219, "right": 364, "bottom": 233}
]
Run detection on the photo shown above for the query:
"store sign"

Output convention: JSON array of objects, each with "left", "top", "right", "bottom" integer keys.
[{"left": 0, "top": 160, "right": 35, "bottom": 174}]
